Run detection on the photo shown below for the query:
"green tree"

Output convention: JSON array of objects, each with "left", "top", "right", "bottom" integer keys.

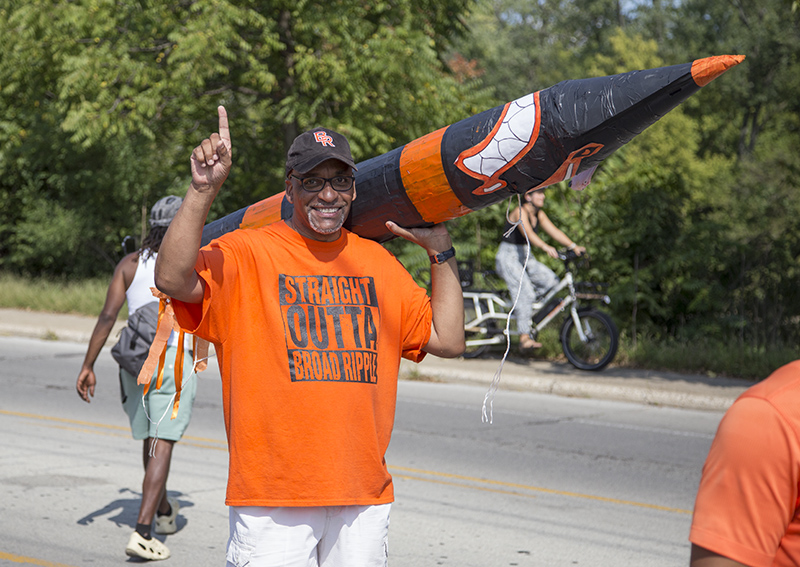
[
  {"left": 0, "top": 0, "right": 491, "bottom": 277},
  {"left": 665, "top": 0, "right": 800, "bottom": 347},
  {"left": 453, "top": 0, "right": 634, "bottom": 104},
  {"left": 670, "top": 0, "right": 800, "bottom": 158}
]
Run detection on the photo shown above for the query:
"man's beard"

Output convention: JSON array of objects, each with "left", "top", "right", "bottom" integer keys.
[{"left": 308, "top": 209, "right": 346, "bottom": 235}]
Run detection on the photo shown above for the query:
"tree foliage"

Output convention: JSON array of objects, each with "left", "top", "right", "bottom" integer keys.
[{"left": 0, "top": 0, "right": 490, "bottom": 276}]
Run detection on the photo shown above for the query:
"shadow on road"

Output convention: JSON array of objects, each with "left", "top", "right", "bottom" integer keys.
[{"left": 76, "top": 488, "right": 192, "bottom": 531}]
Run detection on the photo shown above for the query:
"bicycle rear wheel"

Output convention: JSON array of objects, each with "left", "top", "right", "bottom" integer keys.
[
  {"left": 463, "top": 296, "right": 493, "bottom": 358},
  {"left": 560, "top": 309, "right": 618, "bottom": 371}
]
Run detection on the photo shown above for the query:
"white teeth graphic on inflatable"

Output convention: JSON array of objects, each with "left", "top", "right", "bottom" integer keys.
[{"left": 455, "top": 92, "right": 540, "bottom": 195}]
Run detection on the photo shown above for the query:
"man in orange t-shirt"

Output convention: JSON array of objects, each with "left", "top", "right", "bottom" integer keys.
[
  {"left": 689, "top": 360, "right": 800, "bottom": 567},
  {"left": 155, "top": 106, "right": 465, "bottom": 567}
]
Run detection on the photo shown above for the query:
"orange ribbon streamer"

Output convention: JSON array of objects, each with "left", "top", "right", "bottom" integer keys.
[{"left": 137, "top": 288, "right": 208, "bottom": 420}]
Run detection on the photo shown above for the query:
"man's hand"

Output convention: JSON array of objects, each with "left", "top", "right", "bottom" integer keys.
[
  {"left": 156, "top": 105, "right": 231, "bottom": 303},
  {"left": 76, "top": 368, "right": 96, "bottom": 403},
  {"left": 190, "top": 105, "right": 233, "bottom": 193},
  {"left": 386, "top": 221, "right": 465, "bottom": 358},
  {"left": 385, "top": 221, "right": 453, "bottom": 256}
]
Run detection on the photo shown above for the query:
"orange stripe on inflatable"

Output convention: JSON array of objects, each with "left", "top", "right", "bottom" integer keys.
[
  {"left": 399, "top": 126, "right": 472, "bottom": 223},
  {"left": 240, "top": 193, "right": 285, "bottom": 229},
  {"left": 691, "top": 54, "right": 745, "bottom": 87}
]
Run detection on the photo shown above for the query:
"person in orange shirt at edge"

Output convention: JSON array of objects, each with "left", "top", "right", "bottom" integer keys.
[
  {"left": 155, "top": 106, "right": 465, "bottom": 567},
  {"left": 689, "top": 360, "right": 800, "bottom": 567}
]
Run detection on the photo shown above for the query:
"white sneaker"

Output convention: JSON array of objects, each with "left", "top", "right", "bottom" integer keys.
[
  {"left": 125, "top": 531, "right": 170, "bottom": 561},
  {"left": 154, "top": 498, "right": 180, "bottom": 535}
]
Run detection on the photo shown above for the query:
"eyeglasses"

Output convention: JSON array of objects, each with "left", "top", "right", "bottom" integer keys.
[{"left": 289, "top": 174, "right": 355, "bottom": 193}]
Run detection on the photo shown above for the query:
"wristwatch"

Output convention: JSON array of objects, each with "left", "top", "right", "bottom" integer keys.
[{"left": 429, "top": 247, "right": 456, "bottom": 265}]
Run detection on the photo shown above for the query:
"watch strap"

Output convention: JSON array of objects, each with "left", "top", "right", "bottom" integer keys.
[{"left": 429, "top": 246, "right": 456, "bottom": 265}]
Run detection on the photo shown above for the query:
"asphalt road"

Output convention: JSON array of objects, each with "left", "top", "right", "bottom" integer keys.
[{"left": 0, "top": 335, "right": 724, "bottom": 566}]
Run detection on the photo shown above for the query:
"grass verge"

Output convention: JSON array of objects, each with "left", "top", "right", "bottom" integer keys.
[
  {"left": 0, "top": 272, "right": 126, "bottom": 318},
  {"left": 618, "top": 338, "right": 797, "bottom": 382}
]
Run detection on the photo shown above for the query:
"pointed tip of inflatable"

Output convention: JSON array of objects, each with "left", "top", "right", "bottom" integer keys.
[{"left": 691, "top": 54, "right": 746, "bottom": 87}]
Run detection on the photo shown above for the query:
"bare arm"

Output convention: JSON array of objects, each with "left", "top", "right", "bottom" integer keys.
[
  {"left": 537, "top": 210, "right": 586, "bottom": 255},
  {"left": 155, "top": 106, "right": 232, "bottom": 303},
  {"left": 690, "top": 545, "right": 749, "bottom": 567},
  {"left": 385, "top": 221, "right": 465, "bottom": 358},
  {"left": 515, "top": 206, "right": 559, "bottom": 259},
  {"left": 76, "top": 253, "right": 137, "bottom": 402}
]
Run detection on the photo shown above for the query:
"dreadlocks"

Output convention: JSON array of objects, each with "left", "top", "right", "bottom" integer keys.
[{"left": 139, "top": 226, "right": 169, "bottom": 260}]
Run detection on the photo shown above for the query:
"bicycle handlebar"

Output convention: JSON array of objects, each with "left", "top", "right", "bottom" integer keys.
[{"left": 558, "top": 248, "right": 585, "bottom": 262}]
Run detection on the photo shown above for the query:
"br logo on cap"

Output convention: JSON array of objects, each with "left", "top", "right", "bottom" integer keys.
[{"left": 314, "top": 131, "right": 335, "bottom": 147}]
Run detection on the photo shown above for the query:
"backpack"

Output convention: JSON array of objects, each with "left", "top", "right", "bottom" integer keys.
[{"left": 111, "top": 301, "right": 160, "bottom": 377}]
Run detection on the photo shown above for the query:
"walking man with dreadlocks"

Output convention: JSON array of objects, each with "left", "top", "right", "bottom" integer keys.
[{"left": 76, "top": 195, "right": 198, "bottom": 561}]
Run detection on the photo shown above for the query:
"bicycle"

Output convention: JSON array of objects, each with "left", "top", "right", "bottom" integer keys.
[{"left": 461, "top": 249, "right": 619, "bottom": 371}]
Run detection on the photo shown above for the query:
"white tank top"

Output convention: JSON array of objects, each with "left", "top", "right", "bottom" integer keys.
[{"left": 126, "top": 252, "right": 158, "bottom": 315}]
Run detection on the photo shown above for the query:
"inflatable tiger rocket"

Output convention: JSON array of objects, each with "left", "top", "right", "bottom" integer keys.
[{"left": 201, "top": 54, "right": 745, "bottom": 246}]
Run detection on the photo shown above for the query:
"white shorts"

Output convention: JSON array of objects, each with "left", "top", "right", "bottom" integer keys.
[{"left": 226, "top": 504, "right": 391, "bottom": 567}]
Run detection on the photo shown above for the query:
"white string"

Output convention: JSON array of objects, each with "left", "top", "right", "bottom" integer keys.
[
  {"left": 141, "top": 359, "right": 199, "bottom": 458},
  {"left": 143, "top": 391, "right": 175, "bottom": 457},
  {"left": 482, "top": 193, "right": 533, "bottom": 424},
  {"left": 192, "top": 356, "right": 209, "bottom": 373}
]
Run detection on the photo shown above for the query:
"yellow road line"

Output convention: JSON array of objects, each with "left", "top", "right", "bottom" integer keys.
[
  {"left": 0, "top": 409, "right": 129, "bottom": 431},
  {"left": 0, "top": 551, "right": 78, "bottom": 567},
  {"left": 0, "top": 409, "right": 226, "bottom": 448},
  {"left": 392, "top": 473, "right": 538, "bottom": 499},
  {"left": 389, "top": 466, "right": 692, "bottom": 514},
  {"left": 389, "top": 465, "right": 691, "bottom": 514},
  {"left": 1, "top": 409, "right": 690, "bottom": 514}
]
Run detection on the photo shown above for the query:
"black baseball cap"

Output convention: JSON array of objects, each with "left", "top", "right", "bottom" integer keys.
[{"left": 286, "top": 128, "right": 358, "bottom": 174}]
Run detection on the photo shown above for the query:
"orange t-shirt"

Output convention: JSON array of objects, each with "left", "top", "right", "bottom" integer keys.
[
  {"left": 690, "top": 361, "right": 800, "bottom": 567},
  {"left": 172, "top": 221, "right": 433, "bottom": 507}
]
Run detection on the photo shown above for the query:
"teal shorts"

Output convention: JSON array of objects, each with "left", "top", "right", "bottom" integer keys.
[{"left": 119, "top": 344, "right": 197, "bottom": 441}]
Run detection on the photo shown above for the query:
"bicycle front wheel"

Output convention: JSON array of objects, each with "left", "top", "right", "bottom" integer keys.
[{"left": 560, "top": 309, "right": 618, "bottom": 371}]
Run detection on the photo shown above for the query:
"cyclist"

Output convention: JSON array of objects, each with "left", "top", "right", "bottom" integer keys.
[{"left": 495, "top": 188, "right": 585, "bottom": 350}]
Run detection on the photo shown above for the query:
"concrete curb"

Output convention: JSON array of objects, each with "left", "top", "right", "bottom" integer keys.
[
  {"left": 0, "top": 309, "right": 126, "bottom": 346},
  {"left": 400, "top": 355, "right": 749, "bottom": 412}
]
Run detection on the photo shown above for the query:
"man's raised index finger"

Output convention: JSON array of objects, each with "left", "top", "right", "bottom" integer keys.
[{"left": 218, "top": 105, "right": 230, "bottom": 145}]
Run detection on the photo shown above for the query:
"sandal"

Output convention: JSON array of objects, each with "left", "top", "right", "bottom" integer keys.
[
  {"left": 154, "top": 498, "right": 180, "bottom": 535},
  {"left": 125, "top": 531, "right": 170, "bottom": 561}
]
